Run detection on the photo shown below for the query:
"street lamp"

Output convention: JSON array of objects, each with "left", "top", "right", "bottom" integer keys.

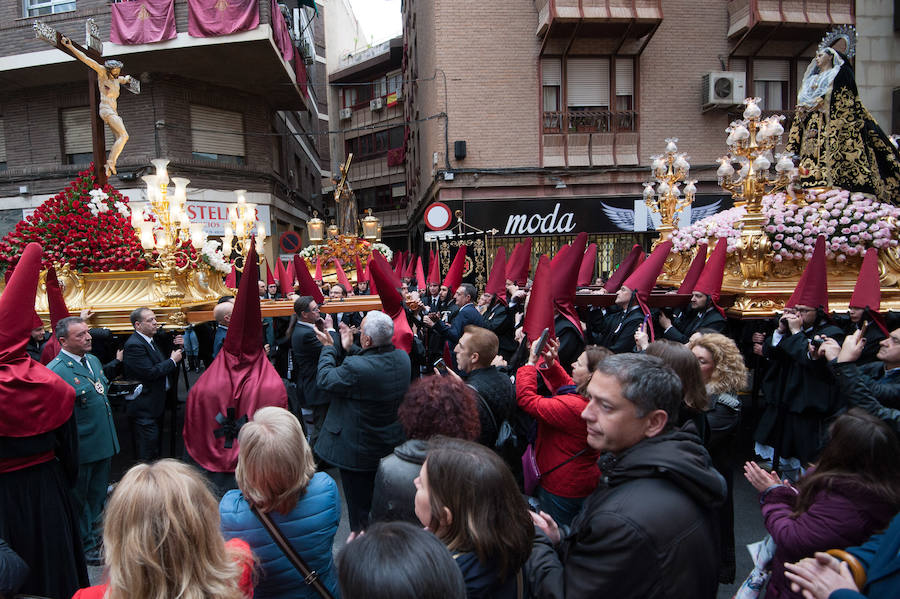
[
  {"left": 361, "top": 208, "right": 380, "bottom": 241},
  {"left": 307, "top": 211, "right": 325, "bottom": 244}
]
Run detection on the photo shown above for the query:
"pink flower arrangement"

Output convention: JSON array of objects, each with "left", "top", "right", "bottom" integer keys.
[{"left": 670, "top": 188, "right": 900, "bottom": 262}]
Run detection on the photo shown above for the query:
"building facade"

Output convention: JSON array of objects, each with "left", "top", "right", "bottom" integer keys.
[
  {"left": 401, "top": 0, "right": 891, "bottom": 279},
  {"left": 0, "top": 0, "right": 330, "bottom": 264}
]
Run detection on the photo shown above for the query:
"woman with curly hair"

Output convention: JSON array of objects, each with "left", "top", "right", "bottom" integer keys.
[
  {"left": 369, "top": 375, "right": 481, "bottom": 525},
  {"left": 688, "top": 332, "right": 748, "bottom": 583},
  {"left": 72, "top": 459, "right": 254, "bottom": 599},
  {"left": 516, "top": 338, "right": 607, "bottom": 526},
  {"left": 415, "top": 437, "right": 533, "bottom": 599}
]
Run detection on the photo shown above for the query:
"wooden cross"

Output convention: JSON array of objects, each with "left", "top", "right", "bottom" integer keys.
[{"left": 33, "top": 19, "right": 140, "bottom": 187}]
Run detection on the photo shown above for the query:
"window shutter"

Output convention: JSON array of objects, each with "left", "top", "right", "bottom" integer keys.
[
  {"left": 541, "top": 58, "right": 561, "bottom": 86},
  {"left": 566, "top": 58, "right": 609, "bottom": 107},
  {"left": 0, "top": 119, "right": 6, "bottom": 163},
  {"left": 753, "top": 59, "right": 789, "bottom": 81},
  {"left": 615, "top": 58, "right": 634, "bottom": 96},
  {"left": 190, "top": 105, "right": 246, "bottom": 157},
  {"left": 62, "top": 107, "right": 114, "bottom": 155}
]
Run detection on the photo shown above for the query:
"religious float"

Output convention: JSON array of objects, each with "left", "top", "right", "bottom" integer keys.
[{"left": 649, "top": 27, "right": 900, "bottom": 317}]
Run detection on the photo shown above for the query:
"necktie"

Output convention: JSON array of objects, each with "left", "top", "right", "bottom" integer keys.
[{"left": 80, "top": 356, "right": 92, "bottom": 377}]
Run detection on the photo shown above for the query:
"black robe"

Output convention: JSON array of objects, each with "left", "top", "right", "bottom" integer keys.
[
  {"left": 483, "top": 302, "right": 517, "bottom": 360},
  {"left": 663, "top": 307, "right": 727, "bottom": 343},
  {"left": 755, "top": 322, "right": 846, "bottom": 463},
  {"left": 592, "top": 306, "right": 645, "bottom": 354}
]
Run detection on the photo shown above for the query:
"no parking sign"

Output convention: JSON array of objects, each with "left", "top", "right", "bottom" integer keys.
[{"left": 279, "top": 231, "right": 302, "bottom": 254}]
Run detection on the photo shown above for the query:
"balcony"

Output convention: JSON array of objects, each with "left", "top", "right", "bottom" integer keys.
[
  {"left": 727, "top": 0, "right": 854, "bottom": 55},
  {"left": 0, "top": 0, "right": 308, "bottom": 109},
  {"left": 541, "top": 110, "right": 638, "bottom": 167},
  {"left": 534, "top": 0, "right": 662, "bottom": 55}
]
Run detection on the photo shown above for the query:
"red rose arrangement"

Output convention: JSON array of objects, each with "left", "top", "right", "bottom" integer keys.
[{"left": 0, "top": 166, "right": 151, "bottom": 274}]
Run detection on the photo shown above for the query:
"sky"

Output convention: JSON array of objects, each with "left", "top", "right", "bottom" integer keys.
[{"left": 348, "top": 0, "right": 402, "bottom": 45}]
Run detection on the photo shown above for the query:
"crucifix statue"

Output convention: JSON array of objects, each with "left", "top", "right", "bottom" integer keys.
[
  {"left": 332, "top": 153, "right": 358, "bottom": 236},
  {"left": 33, "top": 19, "right": 140, "bottom": 186}
]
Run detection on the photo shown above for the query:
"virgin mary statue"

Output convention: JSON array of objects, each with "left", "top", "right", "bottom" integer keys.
[{"left": 786, "top": 27, "right": 900, "bottom": 205}]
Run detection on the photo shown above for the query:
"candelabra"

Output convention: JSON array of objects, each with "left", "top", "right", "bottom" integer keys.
[
  {"left": 136, "top": 159, "right": 207, "bottom": 305},
  {"left": 643, "top": 138, "right": 695, "bottom": 237},
  {"left": 716, "top": 97, "right": 798, "bottom": 284},
  {"left": 222, "top": 189, "right": 266, "bottom": 270}
]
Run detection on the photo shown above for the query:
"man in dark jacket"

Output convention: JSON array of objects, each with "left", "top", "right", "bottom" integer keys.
[
  {"left": 424, "top": 283, "right": 484, "bottom": 351},
  {"left": 821, "top": 326, "right": 900, "bottom": 434},
  {"left": 290, "top": 296, "right": 339, "bottom": 447},
  {"left": 313, "top": 311, "right": 411, "bottom": 532},
  {"left": 528, "top": 353, "right": 725, "bottom": 599},
  {"left": 659, "top": 291, "right": 727, "bottom": 343},
  {"left": 588, "top": 286, "right": 645, "bottom": 353}
]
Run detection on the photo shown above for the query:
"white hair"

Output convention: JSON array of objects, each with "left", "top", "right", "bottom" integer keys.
[{"left": 363, "top": 311, "right": 394, "bottom": 346}]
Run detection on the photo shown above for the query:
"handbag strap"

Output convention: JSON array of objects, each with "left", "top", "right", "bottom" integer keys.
[
  {"left": 250, "top": 504, "right": 335, "bottom": 599},
  {"left": 542, "top": 448, "right": 589, "bottom": 478},
  {"left": 468, "top": 384, "right": 499, "bottom": 432}
]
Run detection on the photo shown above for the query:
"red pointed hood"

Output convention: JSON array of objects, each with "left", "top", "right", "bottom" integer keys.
[
  {"left": 415, "top": 256, "right": 426, "bottom": 291},
  {"left": 623, "top": 240, "right": 673, "bottom": 316},
  {"left": 368, "top": 256, "right": 413, "bottom": 352},
  {"left": 786, "top": 236, "right": 829, "bottom": 312},
  {"left": 40, "top": 266, "right": 71, "bottom": 364},
  {"left": 225, "top": 262, "right": 237, "bottom": 288},
  {"left": 485, "top": 246, "right": 508, "bottom": 304},
  {"left": 333, "top": 258, "right": 353, "bottom": 294},
  {"left": 693, "top": 238, "right": 728, "bottom": 318},
  {"left": 427, "top": 250, "right": 440, "bottom": 284},
  {"left": 603, "top": 244, "right": 644, "bottom": 293},
  {"left": 677, "top": 243, "right": 708, "bottom": 294},
  {"left": 393, "top": 255, "right": 404, "bottom": 279},
  {"left": 0, "top": 243, "right": 75, "bottom": 437},
  {"left": 314, "top": 255, "right": 323, "bottom": 282},
  {"left": 275, "top": 259, "right": 287, "bottom": 291},
  {"left": 184, "top": 240, "right": 288, "bottom": 472},
  {"left": 294, "top": 254, "right": 324, "bottom": 303},
  {"left": 850, "top": 248, "right": 881, "bottom": 312},
  {"left": 442, "top": 245, "right": 467, "bottom": 291},
  {"left": 31, "top": 312, "right": 44, "bottom": 330},
  {"left": 355, "top": 255, "right": 365, "bottom": 284},
  {"left": 372, "top": 250, "right": 401, "bottom": 290},
  {"left": 265, "top": 263, "right": 276, "bottom": 286},
  {"left": 578, "top": 243, "right": 598, "bottom": 287},
  {"left": 403, "top": 255, "right": 416, "bottom": 279},
  {"left": 506, "top": 238, "right": 532, "bottom": 286},
  {"left": 553, "top": 233, "right": 587, "bottom": 338},
  {"left": 280, "top": 260, "right": 295, "bottom": 297},
  {"left": 522, "top": 254, "right": 555, "bottom": 342}
]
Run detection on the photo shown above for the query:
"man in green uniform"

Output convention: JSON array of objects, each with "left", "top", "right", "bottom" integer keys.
[{"left": 47, "top": 316, "right": 119, "bottom": 564}]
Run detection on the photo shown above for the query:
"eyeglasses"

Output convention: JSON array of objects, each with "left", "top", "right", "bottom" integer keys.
[{"left": 792, "top": 307, "right": 816, "bottom": 314}]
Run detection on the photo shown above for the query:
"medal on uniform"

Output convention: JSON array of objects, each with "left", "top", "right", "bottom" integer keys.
[
  {"left": 73, "top": 376, "right": 80, "bottom": 384},
  {"left": 94, "top": 380, "right": 104, "bottom": 394}
]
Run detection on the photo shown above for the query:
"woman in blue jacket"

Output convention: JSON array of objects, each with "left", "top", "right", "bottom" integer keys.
[{"left": 220, "top": 406, "right": 341, "bottom": 599}]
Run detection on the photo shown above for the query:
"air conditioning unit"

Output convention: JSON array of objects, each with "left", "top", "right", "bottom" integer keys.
[
  {"left": 339, "top": 107, "right": 352, "bottom": 120},
  {"left": 701, "top": 72, "right": 746, "bottom": 110},
  {"left": 370, "top": 97, "right": 384, "bottom": 111}
]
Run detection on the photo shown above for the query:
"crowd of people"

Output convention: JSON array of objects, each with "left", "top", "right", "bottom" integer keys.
[{"left": 2, "top": 228, "right": 900, "bottom": 599}]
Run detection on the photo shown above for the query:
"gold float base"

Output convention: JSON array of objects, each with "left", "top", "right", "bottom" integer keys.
[
  {"left": 659, "top": 246, "right": 900, "bottom": 318},
  {"left": 29, "top": 266, "right": 232, "bottom": 332}
]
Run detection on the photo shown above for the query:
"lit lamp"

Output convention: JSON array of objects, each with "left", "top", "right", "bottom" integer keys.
[
  {"left": 327, "top": 220, "right": 340, "bottom": 238},
  {"left": 375, "top": 224, "right": 382, "bottom": 242},
  {"left": 307, "top": 211, "right": 325, "bottom": 244},
  {"left": 220, "top": 189, "right": 262, "bottom": 262},
  {"left": 361, "top": 209, "right": 380, "bottom": 241},
  {"left": 644, "top": 138, "right": 695, "bottom": 237}
]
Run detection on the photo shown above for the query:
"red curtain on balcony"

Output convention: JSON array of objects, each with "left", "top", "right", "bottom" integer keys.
[
  {"left": 110, "top": 0, "right": 177, "bottom": 45},
  {"left": 293, "top": 47, "right": 308, "bottom": 97},
  {"left": 271, "top": 0, "right": 293, "bottom": 62},
  {"left": 387, "top": 147, "right": 405, "bottom": 167},
  {"left": 188, "top": 0, "right": 259, "bottom": 38}
]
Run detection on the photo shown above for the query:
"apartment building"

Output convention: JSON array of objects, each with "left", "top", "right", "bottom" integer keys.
[
  {"left": 401, "top": 0, "right": 890, "bottom": 277},
  {"left": 0, "top": 0, "right": 330, "bottom": 262}
]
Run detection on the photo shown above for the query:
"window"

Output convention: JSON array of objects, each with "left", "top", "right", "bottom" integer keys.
[
  {"left": 567, "top": 58, "right": 610, "bottom": 110},
  {"left": 542, "top": 58, "right": 561, "bottom": 112},
  {"left": 61, "top": 107, "right": 114, "bottom": 165},
  {"left": 190, "top": 105, "right": 246, "bottom": 165},
  {"left": 25, "top": 0, "right": 75, "bottom": 16},
  {"left": 387, "top": 73, "right": 402, "bottom": 95},
  {"left": 753, "top": 60, "right": 789, "bottom": 111},
  {"left": 344, "top": 126, "right": 404, "bottom": 160}
]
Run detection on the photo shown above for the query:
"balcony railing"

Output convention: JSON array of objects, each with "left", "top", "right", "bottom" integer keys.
[{"left": 542, "top": 110, "right": 637, "bottom": 134}]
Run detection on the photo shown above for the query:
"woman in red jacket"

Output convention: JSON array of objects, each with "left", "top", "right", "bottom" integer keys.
[{"left": 516, "top": 338, "right": 609, "bottom": 526}]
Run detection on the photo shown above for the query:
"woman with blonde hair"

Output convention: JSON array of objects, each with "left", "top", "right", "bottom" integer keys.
[
  {"left": 220, "top": 406, "right": 340, "bottom": 599},
  {"left": 72, "top": 459, "right": 254, "bottom": 599},
  {"left": 688, "top": 332, "right": 748, "bottom": 583}
]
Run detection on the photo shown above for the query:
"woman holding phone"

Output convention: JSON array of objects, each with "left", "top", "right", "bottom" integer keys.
[{"left": 515, "top": 338, "right": 608, "bottom": 526}]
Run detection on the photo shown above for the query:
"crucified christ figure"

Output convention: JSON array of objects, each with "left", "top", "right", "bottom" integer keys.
[{"left": 60, "top": 36, "right": 131, "bottom": 176}]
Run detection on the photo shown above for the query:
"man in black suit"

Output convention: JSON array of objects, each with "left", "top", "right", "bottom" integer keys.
[
  {"left": 328, "top": 284, "right": 363, "bottom": 329},
  {"left": 122, "top": 307, "right": 183, "bottom": 462},
  {"left": 291, "top": 296, "right": 340, "bottom": 451},
  {"left": 424, "top": 283, "right": 485, "bottom": 370},
  {"left": 590, "top": 285, "right": 646, "bottom": 353}
]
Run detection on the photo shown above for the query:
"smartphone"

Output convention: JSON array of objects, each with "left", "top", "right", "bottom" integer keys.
[
  {"left": 810, "top": 336, "right": 823, "bottom": 350},
  {"left": 534, "top": 327, "right": 551, "bottom": 357},
  {"left": 315, "top": 318, "right": 326, "bottom": 333},
  {"left": 433, "top": 358, "right": 449, "bottom": 375}
]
